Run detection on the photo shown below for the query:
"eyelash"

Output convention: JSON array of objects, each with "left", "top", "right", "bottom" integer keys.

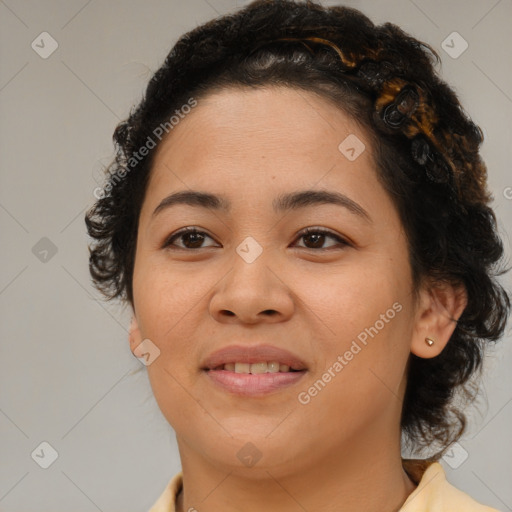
[{"left": 162, "top": 226, "right": 351, "bottom": 251}]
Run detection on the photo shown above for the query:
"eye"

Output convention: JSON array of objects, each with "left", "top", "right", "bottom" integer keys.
[
  {"left": 293, "top": 227, "right": 351, "bottom": 250},
  {"left": 162, "top": 227, "right": 218, "bottom": 250},
  {"left": 162, "top": 226, "right": 351, "bottom": 251}
]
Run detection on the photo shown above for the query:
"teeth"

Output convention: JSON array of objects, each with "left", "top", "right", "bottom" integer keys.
[
  {"left": 234, "top": 363, "right": 251, "bottom": 374},
  {"left": 250, "top": 362, "right": 268, "bottom": 374},
  {"left": 267, "top": 361, "right": 280, "bottom": 373},
  {"left": 223, "top": 361, "right": 294, "bottom": 373}
]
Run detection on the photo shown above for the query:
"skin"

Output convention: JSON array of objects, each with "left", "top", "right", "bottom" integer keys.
[{"left": 129, "top": 86, "right": 467, "bottom": 512}]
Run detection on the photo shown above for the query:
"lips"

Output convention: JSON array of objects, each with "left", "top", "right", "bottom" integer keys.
[
  {"left": 201, "top": 344, "right": 308, "bottom": 371},
  {"left": 202, "top": 344, "right": 308, "bottom": 396}
]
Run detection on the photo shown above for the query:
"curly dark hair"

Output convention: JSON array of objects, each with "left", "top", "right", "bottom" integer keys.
[{"left": 85, "top": 0, "right": 510, "bottom": 458}]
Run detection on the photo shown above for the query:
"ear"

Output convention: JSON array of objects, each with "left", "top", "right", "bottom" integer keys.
[
  {"left": 410, "top": 279, "right": 468, "bottom": 359},
  {"left": 129, "top": 315, "right": 144, "bottom": 354}
]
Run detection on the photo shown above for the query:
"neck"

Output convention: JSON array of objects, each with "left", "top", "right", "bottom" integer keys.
[{"left": 175, "top": 426, "right": 417, "bottom": 512}]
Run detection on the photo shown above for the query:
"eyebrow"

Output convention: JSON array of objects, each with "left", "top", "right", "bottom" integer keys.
[{"left": 152, "top": 189, "right": 372, "bottom": 223}]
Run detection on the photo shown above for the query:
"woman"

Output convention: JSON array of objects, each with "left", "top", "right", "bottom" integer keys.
[{"left": 85, "top": 1, "right": 510, "bottom": 510}]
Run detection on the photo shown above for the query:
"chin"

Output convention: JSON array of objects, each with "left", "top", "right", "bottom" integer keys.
[{"left": 195, "top": 431, "right": 302, "bottom": 475}]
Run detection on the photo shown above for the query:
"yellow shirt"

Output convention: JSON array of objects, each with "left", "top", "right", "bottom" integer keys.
[{"left": 148, "top": 459, "right": 501, "bottom": 511}]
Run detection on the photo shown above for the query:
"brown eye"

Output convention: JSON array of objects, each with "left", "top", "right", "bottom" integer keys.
[
  {"left": 162, "top": 227, "right": 351, "bottom": 251},
  {"left": 163, "top": 227, "right": 217, "bottom": 250},
  {"left": 294, "top": 228, "right": 351, "bottom": 250}
]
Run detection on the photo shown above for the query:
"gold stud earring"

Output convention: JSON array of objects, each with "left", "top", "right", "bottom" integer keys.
[{"left": 425, "top": 337, "right": 435, "bottom": 346}]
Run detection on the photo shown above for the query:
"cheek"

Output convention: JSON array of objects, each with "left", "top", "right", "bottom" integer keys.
[
  {"left": 132, "top": 259, "right": 202, "bottom": 409},
  {"left": 133, "top": 253, "right": 195, "bottom": 334},
  {"left": 295, "top": 260, "right": 412, "bottom": 408},
  {"left": 294, "top": 252, "right": 407, "bottom": 339},
  {"left": 296, "top": 314, "right": 411, "bottom": 442},
  {"left": 135, "top": 265, "right": 206, "bottom": 426}
]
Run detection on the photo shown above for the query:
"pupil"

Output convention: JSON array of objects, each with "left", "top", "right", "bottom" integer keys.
[
  {"left": 185, "top": 233, "right": 204, "bottom": 248},
  {"left": 306, "top": 233, "right": 323, "bottom": 248}
]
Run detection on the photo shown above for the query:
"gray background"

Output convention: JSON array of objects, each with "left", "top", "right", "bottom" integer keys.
[{"left": 0, "top": 0, "right": 511, "bottom": 510}]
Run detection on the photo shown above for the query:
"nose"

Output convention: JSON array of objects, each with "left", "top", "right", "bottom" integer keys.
[{"left": 208, "top": 247, "right": 295, "bottom": 324}]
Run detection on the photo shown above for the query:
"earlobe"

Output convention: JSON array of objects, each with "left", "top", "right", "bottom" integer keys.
[
  {"left": 410, "top": 280, "right": 468, "bottom": 359},
  {"left": 129, "top": 315, "right": 143, "bottom": 352}
]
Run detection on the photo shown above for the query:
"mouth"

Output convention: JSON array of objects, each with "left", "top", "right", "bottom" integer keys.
[
  {"left": 209, "top": 362, "right": 303, "bottom": 373},
  {"left": 201, "top": 344, "right": 308, "bottom": 396}
]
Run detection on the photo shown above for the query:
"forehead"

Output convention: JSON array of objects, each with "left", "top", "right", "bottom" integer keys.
[
  {"left": 159, "top": 86, "right": 363, "bottom": 144},
  {"left": 147, "top": 86, "right": 376, "bottom": 193}
]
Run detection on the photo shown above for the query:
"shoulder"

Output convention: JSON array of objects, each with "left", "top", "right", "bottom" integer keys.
[
  {"left": 147, "top": 471, "right": 182, "bottom": 512},
  {"left": 400, "top": 460, "right": 501, "bottom": 512}
]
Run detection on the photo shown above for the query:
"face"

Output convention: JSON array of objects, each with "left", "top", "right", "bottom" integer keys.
[{"left": 130, "top": 86, "right": 421, "bottom": 477}]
